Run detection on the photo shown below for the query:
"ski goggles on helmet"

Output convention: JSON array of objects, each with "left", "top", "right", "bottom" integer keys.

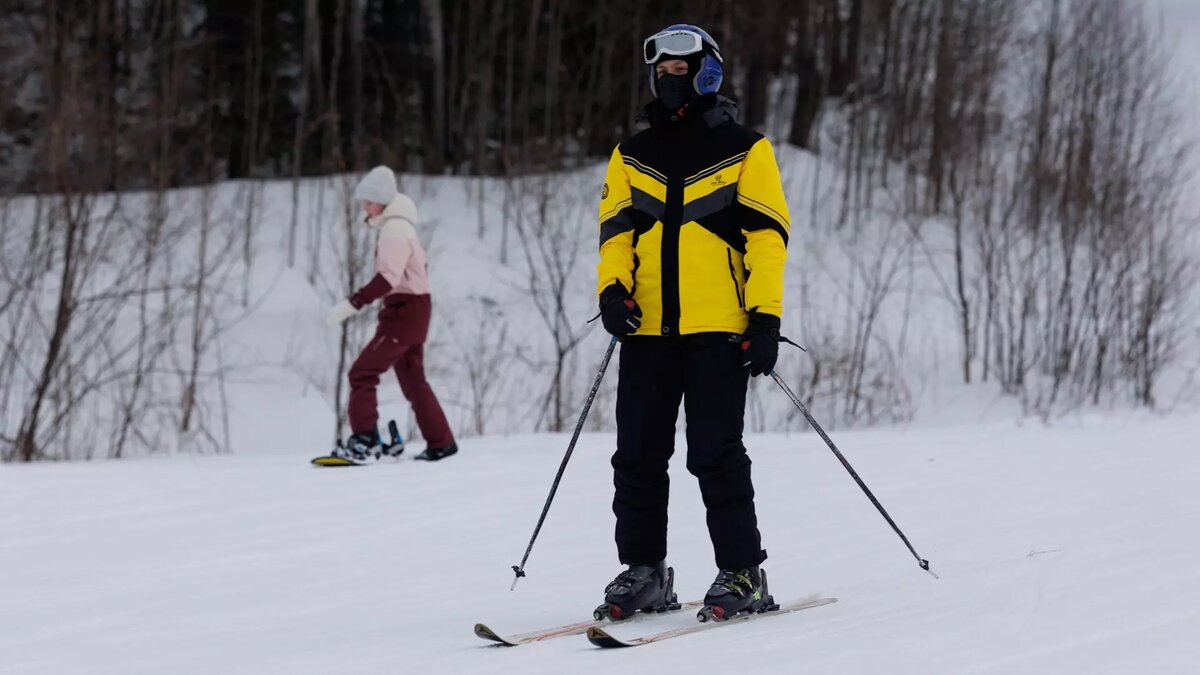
[{"left": 643, "top": 29, "right": 710, "bottom": 64}]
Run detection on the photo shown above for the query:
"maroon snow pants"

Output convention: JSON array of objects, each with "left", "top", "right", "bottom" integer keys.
[{"left": 348, "top": 293, "right": 454, "bottom": 448}]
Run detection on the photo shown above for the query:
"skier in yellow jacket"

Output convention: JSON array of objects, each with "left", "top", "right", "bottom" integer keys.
[{"left": 594, "top": 24, "right": 791, "bottom": 622}]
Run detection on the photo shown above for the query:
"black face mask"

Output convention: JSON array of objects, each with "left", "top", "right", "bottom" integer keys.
[{"left": 656, "top": 73, "right": 693, "bottom": 110}]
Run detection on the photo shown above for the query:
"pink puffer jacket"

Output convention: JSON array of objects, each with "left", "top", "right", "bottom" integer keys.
[{"left": 348, "top": 193, "right": 431, "bottom": 309}]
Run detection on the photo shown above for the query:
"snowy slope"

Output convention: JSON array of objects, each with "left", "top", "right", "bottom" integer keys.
[
  {"left": 7, "top": 74, "right": 1198, "bottom": 459},
  {"left": 4, "top": 406, "right": 1200, "bottom": 674}
]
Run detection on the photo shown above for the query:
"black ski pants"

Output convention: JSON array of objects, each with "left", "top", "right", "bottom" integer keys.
[{"left": 612, "top": 334, "right": 766, "bottom": 572}]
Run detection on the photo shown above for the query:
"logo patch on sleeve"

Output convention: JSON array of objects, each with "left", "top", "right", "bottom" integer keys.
[{"left": 602, "top": 182, "right": 609, "bottom": 199}]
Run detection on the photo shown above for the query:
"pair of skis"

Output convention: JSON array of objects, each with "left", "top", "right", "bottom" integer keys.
[{"left": 475, "top": 596, "right": 836, "bottom": 648}]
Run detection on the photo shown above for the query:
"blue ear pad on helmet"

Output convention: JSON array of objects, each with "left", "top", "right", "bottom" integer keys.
[{"left": 693, "top": 53, "right": 723, "bottom": 95}]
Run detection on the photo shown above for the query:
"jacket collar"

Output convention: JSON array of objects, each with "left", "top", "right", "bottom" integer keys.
[
  {"left": 366, "top": 195, "right": 413, "bottom": 229},
  {"left": 644, "top": 94, "right": 739, "bottom": 130}
]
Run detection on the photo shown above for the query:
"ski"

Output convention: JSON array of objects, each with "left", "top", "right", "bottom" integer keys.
[
  {"left": 474, "top": 600, "right": 705, "bottom": 647},
  {"left": 586, "top": 596, "right": 837, "bottom": 648}
]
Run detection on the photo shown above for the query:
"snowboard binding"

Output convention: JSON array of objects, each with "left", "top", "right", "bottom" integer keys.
[
  {"left": 593, "top": 565, "right": 682, "bottom": 621},
  {"left": 696, "top": 567, "right": 779, "bottom": 623},
  {"left": 381, "top": 420, "right": 405, "bottom": 457},
  {"left": 331, "top": 420, "right": 405, "bottom": 462}
]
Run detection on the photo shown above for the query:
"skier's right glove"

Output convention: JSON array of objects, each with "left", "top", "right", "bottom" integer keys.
[{"left": 599, "top": 283, "right": 642, "bottom": 337}]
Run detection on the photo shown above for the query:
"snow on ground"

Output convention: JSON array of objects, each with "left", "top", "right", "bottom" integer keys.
[
  {"left": 4, "top": 404, "right": 1199, "bottom": 674},
  {"left": 5, "top": 8, "right": 1200, "bottom": 670}
]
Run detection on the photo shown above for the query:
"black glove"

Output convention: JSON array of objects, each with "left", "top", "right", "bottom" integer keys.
[
  {"left": 740, "top": 312, "right": 780, "bottom": 377},
  {"left": 599, "top": 284, "right": 642, "bottom": 337}
]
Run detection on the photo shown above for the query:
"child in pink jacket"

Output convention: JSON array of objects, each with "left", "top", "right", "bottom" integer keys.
[{"left": 327, "top": 166, "right": 457, "bottom": 462}]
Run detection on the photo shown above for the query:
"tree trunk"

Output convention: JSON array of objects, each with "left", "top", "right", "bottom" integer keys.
[
  {"left": 928, "top": 0, "right": 957, "bottom": 211},
  {"left": 788, "top": 11, "right": 822, "bottom": 148},
  {"left": 420, "top": 0, "right": 447, "bottom": 173}
]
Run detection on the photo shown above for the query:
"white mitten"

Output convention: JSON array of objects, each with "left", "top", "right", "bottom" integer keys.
[{"left": 326, "top": 299, "right": 359, "bottom": 326}]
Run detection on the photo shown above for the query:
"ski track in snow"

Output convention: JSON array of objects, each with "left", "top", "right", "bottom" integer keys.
[{"left": 3, "top": 413, "right": 1200, "bottom": 674}]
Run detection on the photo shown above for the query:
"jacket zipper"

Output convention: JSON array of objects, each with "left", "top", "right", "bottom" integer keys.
[
  {"left": 727, "top": 248, "right": 745, "bottom": 310},
  {"left": 661, "top": 170, "right": 683, "bottom": 336}
]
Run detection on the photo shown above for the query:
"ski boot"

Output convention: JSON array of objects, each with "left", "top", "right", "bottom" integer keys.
[
  {"left": 414, "top": 441, "right": 457, "bottom": 461},
  {"left": 593, "top": 561, "right": 682, "bottom": 621},
  {"left": 697, "top": 566, "right": 779, "bottom": 623}
]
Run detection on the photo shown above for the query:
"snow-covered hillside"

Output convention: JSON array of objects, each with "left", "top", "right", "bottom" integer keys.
[
  {"left": 3, "top": 410, "right": 1199, "bottom": 674},
  {"left": 0, "top": 143, "right": 1000, "bottom": 461},
  {"left": 6, "top": 56, "right": 1200, "bottom": 460}
]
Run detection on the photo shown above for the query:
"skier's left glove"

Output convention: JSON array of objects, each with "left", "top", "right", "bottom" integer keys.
[
  {"left": 740, "top": 311, "right": 780, "bottom": 377},
  {"left": 326, "top": 299, "right": 360, "bottom": 326}
]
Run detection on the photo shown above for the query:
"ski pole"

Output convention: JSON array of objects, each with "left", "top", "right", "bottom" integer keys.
[
  {"left": 769, "top": 370, "right": 936, "bottom": 578},
  {"left": 511, "top": 335, "right": 619, "bottom": 590}
]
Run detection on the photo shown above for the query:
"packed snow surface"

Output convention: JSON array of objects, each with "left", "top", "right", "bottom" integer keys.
[{"left": 4, "top": 408, "right": 1199, "bottom": 674}]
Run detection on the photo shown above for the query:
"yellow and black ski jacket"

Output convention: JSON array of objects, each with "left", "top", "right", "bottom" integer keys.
[{"left": 597, "top": 96, "right": 791, "bottom": 337}]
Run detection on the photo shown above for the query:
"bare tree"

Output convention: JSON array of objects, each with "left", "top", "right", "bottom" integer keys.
[{"left": 511, "top": 174, "right": 592, "bottom": 432}]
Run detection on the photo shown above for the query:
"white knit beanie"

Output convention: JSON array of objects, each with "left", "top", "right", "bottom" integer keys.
[{"left": 354, "top": 166, "right": 398, "bottom": 205}]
